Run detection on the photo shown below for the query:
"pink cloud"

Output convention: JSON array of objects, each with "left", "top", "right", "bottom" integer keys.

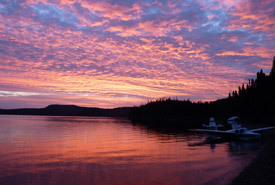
[{"left": 0, "top": 0, "right": 274, "bottom": 108}]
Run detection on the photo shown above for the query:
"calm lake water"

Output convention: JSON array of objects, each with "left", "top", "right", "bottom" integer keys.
[{"left": 0, "top": 115, "right": 262, "bottom": 185}]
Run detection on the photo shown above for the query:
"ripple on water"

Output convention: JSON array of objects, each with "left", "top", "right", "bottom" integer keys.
[{"left": 0, "top": 115, "right": 262, "bottom": 185}]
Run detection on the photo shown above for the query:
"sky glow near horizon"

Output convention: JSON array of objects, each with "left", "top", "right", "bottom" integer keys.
[{"left": 0, "top": 0, "right": 274, "bottom": 109}]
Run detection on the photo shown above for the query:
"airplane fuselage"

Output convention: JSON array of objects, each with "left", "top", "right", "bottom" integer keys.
[{"left": 204, "top": 128, "right": 261, "bottom": 141}]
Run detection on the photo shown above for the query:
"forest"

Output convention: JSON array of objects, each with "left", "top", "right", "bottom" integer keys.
[{"left": 129, "top": 58, "right": 275, "bottom": 127}]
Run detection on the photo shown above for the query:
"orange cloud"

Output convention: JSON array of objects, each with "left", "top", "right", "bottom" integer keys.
[{"left": 0, "top": 0, "right": 274, "bottom": 108}]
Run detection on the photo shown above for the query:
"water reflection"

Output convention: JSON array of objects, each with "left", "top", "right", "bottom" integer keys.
[
  {"left": 227, "top": 140, "right": 262, "bottom": 153},
  {"left": 0, "top": 115, "right": 262, "bottom": 185},
  {"left": 188, "top": 138, "right": 262, "bottom": 151}
]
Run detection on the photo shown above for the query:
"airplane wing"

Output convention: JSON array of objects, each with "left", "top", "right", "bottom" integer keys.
[
  {"left": 190, "top": 128, "right": 263, "bottom": 139},
  {"left": 250, "top": 127, "right": 275, "bottom": 132},
  {"left": 189, "top": 129, "right": 236, "bottom": 136}
]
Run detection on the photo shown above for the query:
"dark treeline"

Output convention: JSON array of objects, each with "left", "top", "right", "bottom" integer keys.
[
  {"left": 129, "top": 57, "right": 275, "bottom": 127},
  {"left": 129, "top": 98, "right": 210, "bottom": 128}
]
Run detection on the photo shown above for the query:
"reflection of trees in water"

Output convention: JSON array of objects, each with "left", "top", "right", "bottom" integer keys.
[
  {"left": 131, "top": 120, "right": 204, "bottom": 142},
  {"left": 45, "top": 116, "right": 130, "bottom": 130}
]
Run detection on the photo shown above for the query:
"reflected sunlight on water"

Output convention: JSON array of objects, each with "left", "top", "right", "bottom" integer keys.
[{"left": 0, "top": 115, "right": 261, "bottom": 185}]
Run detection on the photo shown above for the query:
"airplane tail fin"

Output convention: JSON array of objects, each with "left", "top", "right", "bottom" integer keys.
[
  {"left": 209, "top": 117, "right": 217, "bottom": 130},
  {"left": 227, "top": 116, "right": 242, "bottom": 130},
  {"left": 202, "top": 117, "right": 223, "bottom": 130}
]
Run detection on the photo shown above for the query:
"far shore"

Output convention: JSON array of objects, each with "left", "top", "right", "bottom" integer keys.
[{"left": 229, "top": 129, "right": 275, "bottom": 185}]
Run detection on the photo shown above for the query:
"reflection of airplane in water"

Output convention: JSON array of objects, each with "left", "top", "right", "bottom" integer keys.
[
  {"left": 188, "top": 137, "right": 262, "bottom": 151},
  {"left": 190, "top": 116, "right": 275, "bottom": 141},
  {"left": 227, "top": 140, "right": 262, "bottom": 153}
]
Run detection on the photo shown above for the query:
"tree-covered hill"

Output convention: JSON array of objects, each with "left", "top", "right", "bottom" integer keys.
[
  {"left": 0, "top": 104, "right": 131, "bottom": 117},
  {"left": 129, "top": 57, "right": 275, "bottom": 127}
]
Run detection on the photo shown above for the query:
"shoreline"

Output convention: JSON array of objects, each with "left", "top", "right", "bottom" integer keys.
[{"left": 229, "top": 129, "right": 275, "bottom": 185}]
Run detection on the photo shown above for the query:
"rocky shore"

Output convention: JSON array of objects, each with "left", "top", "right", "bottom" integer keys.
[{"left": 229, "top": 129, "right": 275, "bottom": 185}]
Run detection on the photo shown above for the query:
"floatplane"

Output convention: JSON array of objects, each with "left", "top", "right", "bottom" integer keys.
[{"left": 190, "top": 117, "right": 275, "bottom": 141}]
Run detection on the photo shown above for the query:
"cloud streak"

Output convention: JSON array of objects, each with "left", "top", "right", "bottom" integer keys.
[{"left": 0, "top": 0, "right": 274, "bottom": 108}]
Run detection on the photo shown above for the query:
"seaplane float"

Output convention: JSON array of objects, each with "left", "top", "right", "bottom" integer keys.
[{"left": 190, "top": 116, "right": 275, "bottom": 141}]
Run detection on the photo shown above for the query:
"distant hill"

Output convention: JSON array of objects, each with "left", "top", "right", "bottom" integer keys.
[
  {"left": 0, "top": 104, "right": 132, "bottom": 117},
  {"left": 2, "top": 58, "right": 275, "bottom": 124},
  {"left": 129, "top": 57, "right": 275, "bottom": 126}
]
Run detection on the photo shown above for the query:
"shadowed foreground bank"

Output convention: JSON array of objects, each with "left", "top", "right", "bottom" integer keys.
[{"left": 229, "top": 129, "right": 275, "bottom": 185}]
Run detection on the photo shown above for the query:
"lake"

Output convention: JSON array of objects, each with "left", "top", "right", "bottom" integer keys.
[{"left": 0, "top": 115, "right": 262, "bottom": 185}]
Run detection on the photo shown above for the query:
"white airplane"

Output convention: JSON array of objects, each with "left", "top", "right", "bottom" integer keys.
[
  {"left": 201, "top": 117, "right": 223, "bottom": 130},
  {"left": 190, "top": 116, "right": 275, "bottom": 141}
]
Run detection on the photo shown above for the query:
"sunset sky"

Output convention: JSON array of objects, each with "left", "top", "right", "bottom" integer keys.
[{"left": 0, "top": 0, "right": 274, "bottom": 109}]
